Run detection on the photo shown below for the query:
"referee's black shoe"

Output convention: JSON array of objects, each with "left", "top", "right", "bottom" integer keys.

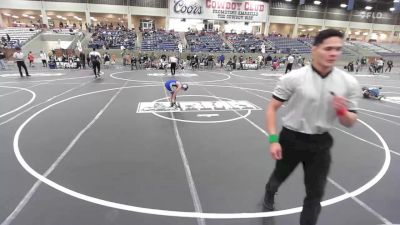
[{"left": 263, "top": 191, "right": 275, "bottom": 211}]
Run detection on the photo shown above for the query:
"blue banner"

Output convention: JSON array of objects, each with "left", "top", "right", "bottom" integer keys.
[
  {"left": 347, "top": 0, "right": 355, "bottom": 11},
  {"left": 395, "top": 1, "right": 400, "bottom": 12}
]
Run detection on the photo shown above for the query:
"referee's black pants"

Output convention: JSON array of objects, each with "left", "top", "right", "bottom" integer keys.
[
  {"left": 92, "top": 61, "right": 100, "bottom": 76},
  {"left": 17, "top": 61, "right": 29, "bottom": 77},
  {"left": 266, "top": 127, "right": 333, "bottom": 225},
  {"left": 285, "top": 63, "right": 293, "bottom": 74},
  {"left": 171, "top": 62, "right": 177, "bottom": 75}
]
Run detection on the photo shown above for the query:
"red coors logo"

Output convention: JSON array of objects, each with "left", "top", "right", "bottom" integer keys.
[{"left": 173, "top": 0, "right": 202, "bottom": 15}]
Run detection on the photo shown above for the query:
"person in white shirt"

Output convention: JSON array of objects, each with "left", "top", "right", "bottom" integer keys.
[
  {"left": 264, "top": 29, "right": 359, "bottom": 225},
  {"left": 375, "top": 58, "right": 384, "bottom": 74},
  {"left": 169, "top": 55, "right": 178, "bottom": 75},
  {"left": 13, "top": 47, "right": 30, "bottom": 77},
  {"left": 39, "top": 50, "right": 47, "bottom": 67},
  {"left": 89, "top": 48, "right": 101, "bottom": 78},
  {"left": 285, "top": 54, "right": 295, "bottom": 74}
]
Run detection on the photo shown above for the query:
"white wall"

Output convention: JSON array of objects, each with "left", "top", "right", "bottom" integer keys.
[
  {"left": 298, "top": 18, "right": 324, "bottom": 26},
  {"left": 130, "top": 7, "right": 167, "bottom": 17},
  {"left": 324, "top": 20, "right": 348, "bottom": 28},
  {"left": 349, "top": 22, "right": 372, "bottom": 30},
  {"left": 0, "top": 1, "right": 167, "bottom": 17},
  {"left": 224, "top": 22, "right": 253, "bottom": 33},
  {"left": 169, "top": 18, "right": 204, "bottom": 32},
  {"left": 43, "top": 2, "right": 86, "bottom": 12},
  {"left": 89, "top": 4, "right": 127, "bottom": 14},
  {"left": 0, "top": 0, "right": 41, "bottom": 10},
  {"left": 372, "top": 24, "right": 394, "bottom": 32},
  {"left": 269, "top": 16, "right": 297, "bottom": 24}
]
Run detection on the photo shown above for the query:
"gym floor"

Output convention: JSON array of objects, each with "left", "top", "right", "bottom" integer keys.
[{"left": 0, "top": 65, "right": 399, "bottom": 225}]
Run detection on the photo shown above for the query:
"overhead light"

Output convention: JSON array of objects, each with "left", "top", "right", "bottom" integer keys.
[
  {"left": 3, "top": 13, "right": 11, "bottom": 16},
  {"left": 365, "top": 6, "right": 372, "bottom": 10},
  {"left": 285, "top": 0, "right": 292, "bottom": 1},
  {"left": 390, "top": 7, "right": 395, "bottom": 11},
  {"left": 56, "top": 15, "right": 62, "bottom": 18},
  {"left": 308, "top": 28, "right": 314, "bottom": 31},
  {"left": 48, "top": 17, "right": 52, "bottom": 20},
  {"left": 301, "top": 29, "right": 306, "bottom": 32},
  {"left": 22, "top": 14, "right": 29, "bottom": 17},
  {"left": 12, "top": 15, "right": 19, "bottom": 18},
  {"left": 355, "top": 31, "right": 360, "bottom": 35},
  {"left": 39, "top": 15, "right": 43, "bottom": 17},
  {"left": 77, "top": 18, "right": 82, "bottom": 21},
  {"left": 29, "top": 16, "right": 35, "bottom": 19},
  {"left": 394, "top": 0, "right": 399, "bottom": 3},
  {"left": 363, "top": 32, "right": 369, "bottom": 35},
  {"left": 314, "top": 1, "right": 321, "bottom": 5},
  {"left": 340, "top": 4, "right": 347, "bottom": 8}
]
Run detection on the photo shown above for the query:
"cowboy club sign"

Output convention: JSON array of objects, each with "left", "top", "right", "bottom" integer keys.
[{"left": 169, "top": 0, "right": 269, "bottom": 22}]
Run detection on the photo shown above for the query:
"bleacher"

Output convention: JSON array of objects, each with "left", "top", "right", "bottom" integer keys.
[
  {"left": 267, "top": 36, "right": 311, "bottom": 54},
  {"left": 0, "top": 27, "right": 41, "bottom": 48},
  {"left": 88, "top": 29, "right": 136, "bottom": 50},
  {"left": 186, "top": 32, "right": 231, "bottom": 53},
  {"left": 225, "top": 33, "right": 265, "bottom": 53},
  {"left": 141, "top": 30, "right": 180, "bottom": 52},
  {"left": 375, "top": 43, "right": 400, "bottom": 53},
  {"left": 351, "top": 41, "right": 392, "bottom": 53}
]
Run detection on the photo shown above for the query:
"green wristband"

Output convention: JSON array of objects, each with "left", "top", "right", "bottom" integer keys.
[{"left": 269, "top": 134, "right": 279, "bottom": 144}]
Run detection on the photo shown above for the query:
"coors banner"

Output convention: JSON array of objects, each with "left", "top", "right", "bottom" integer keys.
[{"left": 170, "top": 0, "right": 268, "bottom": 22}]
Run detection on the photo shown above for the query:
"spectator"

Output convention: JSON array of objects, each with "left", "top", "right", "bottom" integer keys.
[
  {"left": 0, "top": 49, "right": 7, "bottom": 70},
  {"left": 89, "top": 48, "right": 101, "bottom": 78},
  {"left": 40, "top": 50, "right": 47, "bottom": 67},
  {"left": 285, "top": 54, "right": 294, "bottom": 74},
  {"left": 79, "top": 51, "right": 86, "bottom": 69},
  {"left": 28, "top": 51, "right": 34, "bottom": 67},
  {"left": 385, "top": 60, "right": 393, "bottom": 73}
]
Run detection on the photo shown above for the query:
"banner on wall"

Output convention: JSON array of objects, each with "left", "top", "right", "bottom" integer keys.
[{"left": 169, "top": 0, "right": 268, "bottom": 22}]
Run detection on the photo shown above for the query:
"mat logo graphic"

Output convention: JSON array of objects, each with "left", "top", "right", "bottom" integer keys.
[
  {"left": 137, "top": 100, "right": 261, "bottom": 113},
  {"left": 147, "top": 73, "right": 198, "bottom": 77},
  {"left": 382, "top": 96, "right": 400, "bottom": 104}
]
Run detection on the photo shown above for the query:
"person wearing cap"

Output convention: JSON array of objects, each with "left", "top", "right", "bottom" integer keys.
[
  {"left": 164, "top": 79, "right": 188, "bottom": 108},
  {"left": 263, "top": 29, "right": 360, "bottom": 225},
  {"left": 13, "top": 47, "right": 30, "bottom": 77}
]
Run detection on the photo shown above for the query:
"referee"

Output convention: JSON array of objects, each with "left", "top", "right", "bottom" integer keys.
[
  {"left": 13, "top": 47, "right": 30, "bottom": 77},
  {"left": 263, "top": 29, "right": 360, "bottom": 225}
]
